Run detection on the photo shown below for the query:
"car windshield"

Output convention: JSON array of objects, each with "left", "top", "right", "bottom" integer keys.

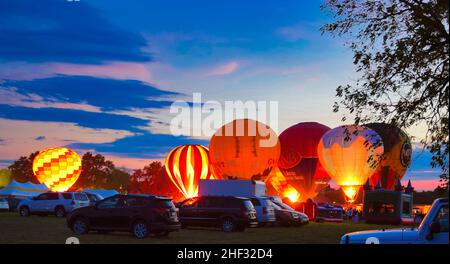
[
  {"left": 271, "top": 202, "right": 281, "bottom": 210},
  {"left": 274, "top": 201, "right": 294, "bottom": 211},
  {"left": 153, "top": 199, "right": 176, "bottom": 209}
]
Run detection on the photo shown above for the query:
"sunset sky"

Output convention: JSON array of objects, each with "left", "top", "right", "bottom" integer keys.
[{"left": 0, "top": 0, "right": 442, "bottom": 190}]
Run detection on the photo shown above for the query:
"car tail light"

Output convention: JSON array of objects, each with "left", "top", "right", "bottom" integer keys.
[
  {"left": 71, "top": 200, "right": 75, "bottom": 205},
  {"left": 262, "top": 207, "right": 267, "bottom": 214}
]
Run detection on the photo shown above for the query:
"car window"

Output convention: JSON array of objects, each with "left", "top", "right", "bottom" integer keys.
[
  {"left": 242, "top": 200, "right": 255, "bottom": 211},
  {"left": 434, "top": 205, "right": 449, "bottom": 233},
  {"left": 152, "top": 199, "right": 176, "bottom": 209},
  {"left": 74, "top": 193, "right": 88, "bottom": 201},
  {"left": 87, "top": 194, "right": 100, "bottom": 202},
  {"left": 250, "top": 198, "right": 261, "bottom": 206},
  {"left": 62, "top": 193, "right": 72, "bottom": 200},
  {"left": 37, "top": 193, "right": 59, "bottom": 200},
  {"left": 122, "top": 197, "right": 146, "bottom": 207},
  {"left": 97, "top": 196, "right": 120, "bottom": 209}
]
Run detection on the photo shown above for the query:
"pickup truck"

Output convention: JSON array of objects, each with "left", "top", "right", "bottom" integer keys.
[{"left": 340, "top": 198, "right": 448, "bottom": 244}]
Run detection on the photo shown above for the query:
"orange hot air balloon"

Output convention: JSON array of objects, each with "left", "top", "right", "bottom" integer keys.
[
  {"left": 165, "top": 145, "right": 212, "bottom": 199},
  {"left": 209, "top": 119, "right": 280, "bottom": 181},
  {"left": 32, "top": 147, "right": 82, "bottom": 192},
  {"left": 317, "top": 125, "right": 384, "bottom": 202},
  {"left": 365, "top": 123, "right": 412, "bottom": 190}
]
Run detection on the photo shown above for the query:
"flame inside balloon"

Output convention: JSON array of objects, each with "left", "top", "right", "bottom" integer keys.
[{"left": 165, "top": 145, "right": 212, "bottom": 199}]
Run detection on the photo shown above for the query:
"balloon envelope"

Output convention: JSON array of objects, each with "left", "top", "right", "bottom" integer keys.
[
  {"left": 209, "top": 119, "right": 280, "bottom": 180},
  {"left": 165, "top": 145, "right": 212, "bottom": 199},
  {"left": 365, "top": 123, "right": 411, "bottom": 189},
  {"left": 317, "top": 125, "right": 384, "bottom": 202},
  {"left": 32, "top": 147, "right": 82, "bottom": 192},
  {"left": 278, "top": 122, "right": 331, "bottom": 201}
]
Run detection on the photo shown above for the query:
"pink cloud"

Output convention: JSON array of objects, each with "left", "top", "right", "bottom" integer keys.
[
  {"left": 206, "top": 61, "right": 239, "bottom": 77},
  {"left": 49, "top": 62, "right": 153, "bottom": 83},
  {"left": 0, "top": 61, "right": 153, "bottom": 83}
]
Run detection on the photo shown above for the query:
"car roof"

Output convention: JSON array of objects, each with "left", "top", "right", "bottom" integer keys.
[
  {"left": 200, "top": 195, "right": 250, "bottom": 200},
  {"left": 116, "top": 194, "right": 172, "bottom": 200}
]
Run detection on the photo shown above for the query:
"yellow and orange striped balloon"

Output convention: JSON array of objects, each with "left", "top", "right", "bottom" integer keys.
[
  {"left": 165, "top": 145, "right": 213, "bottom": 199},
  {"left": 32, "top": 147, "right": 82, "bottom": 192}
]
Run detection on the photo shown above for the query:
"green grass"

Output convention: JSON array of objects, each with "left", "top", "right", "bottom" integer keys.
[{"left": 0, "top": 212, "right": 396, "bottom": 244}]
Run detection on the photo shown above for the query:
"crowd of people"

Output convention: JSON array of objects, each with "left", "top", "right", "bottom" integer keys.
[{"left": 343, "top": 207, "right": 363, "bottom": 223}]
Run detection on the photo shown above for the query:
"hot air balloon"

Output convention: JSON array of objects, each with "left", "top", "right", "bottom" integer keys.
[
  {"left": 317, "top": 125, "right": 384, "bottom": 203},
  {"left": 365, "top": 123, "right": 412, "bottom": 190},
  {"left": 165, "top": 145, "right": 212, "bottom": 199},
  {"left": 32, "top": 147, "right": 82, "bottom": 192},
  {"left": 278, "top": 122, "right": 331, "bottom": 201},
  {"left": 209, "top": 119, "right": 280, "bottom": 181}
]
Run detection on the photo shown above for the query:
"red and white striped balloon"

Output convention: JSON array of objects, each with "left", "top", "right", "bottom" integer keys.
[{"left": 165, "top": 145, "right": 212, "bottom": 199}]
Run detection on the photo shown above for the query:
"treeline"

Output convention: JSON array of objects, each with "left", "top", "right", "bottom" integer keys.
[{"left": 4, "top": 151, "right": 181, "bottom": 199}]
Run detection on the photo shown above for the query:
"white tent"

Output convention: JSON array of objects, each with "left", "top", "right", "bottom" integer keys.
[{"left": 0, "top": 180, "right": 49, "bottom": 198}]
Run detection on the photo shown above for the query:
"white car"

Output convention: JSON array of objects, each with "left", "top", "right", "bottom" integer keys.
[
  {"left": 341, "top": 198, "right": 448, "bottom": 244},
  {"left": 248, "top": 196, "right": 276, "bottom": 226},
  {"left": 18, "top": 192, "right": 89, "bottom": 217},
  {"left": 0, "top": 198, "right": 9, "bottom": 211}
]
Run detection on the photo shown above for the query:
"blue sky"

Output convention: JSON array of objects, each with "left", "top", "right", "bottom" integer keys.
[{"left": 0, "top": 0, "right": 441, "bottom": 189}]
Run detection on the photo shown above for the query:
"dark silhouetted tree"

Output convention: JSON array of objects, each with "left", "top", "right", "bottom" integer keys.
[
  {"left": 72, "top": 152, "right": 115, "bottom": 190},
  {"left": 130, "top": 161, "right": 183, "bottom": 201},
  {"left": 321, "top": 0, "right": 449, "bottom": 189},
  {"left": 8, "top": 151, "right": 39, "bottom": 183}
]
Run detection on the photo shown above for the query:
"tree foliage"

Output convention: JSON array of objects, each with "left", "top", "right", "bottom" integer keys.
[
  {"left": 130, "top": 161, "right": 183, "bottom": 201},
  {"left": 321, "top": 0, "right": 449, "bottom": 188},
  {"left": 8, "top": 151, "right": 39, "bottom": 183}
]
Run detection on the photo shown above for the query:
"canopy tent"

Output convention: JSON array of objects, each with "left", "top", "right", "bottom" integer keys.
[
  {"left": 0, "top": 180, "right": 49, "bottom": 198},
  {"left": 83, "top": 189, "right": 118, "bottom": 199}
]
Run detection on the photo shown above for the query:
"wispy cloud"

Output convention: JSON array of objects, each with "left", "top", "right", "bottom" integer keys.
[
  {"left": 0, "top": 118, "right": 134, "bottom": 160},
  {"left": 205, "top": 61, "right": 240, "bottom": 77}
]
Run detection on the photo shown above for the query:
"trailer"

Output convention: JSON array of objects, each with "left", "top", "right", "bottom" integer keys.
[{"left": 198, "top": 179, "right": 266, "bottom": 197}]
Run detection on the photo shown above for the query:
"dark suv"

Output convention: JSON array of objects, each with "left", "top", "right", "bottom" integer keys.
[
  {"left": 177, "top": 196, "right": 258, "bottom": 232},
  {"left": 67, "top": 194, "right": 180, "bottom": 239}
]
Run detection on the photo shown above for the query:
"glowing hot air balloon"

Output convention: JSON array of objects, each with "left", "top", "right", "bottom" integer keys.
[
  {"left": 165, "top": 145, "right": 212, "bottom": 199},
  {"left": 317, "top": 125, "right": 384, "bottom": 202},
  {"left": 209, "top": 119, "right": 280, "bottom": 181},
  {"left": 278, "top": 122, "right": 331, "bottom": 201},
  {"left": 365, "top": 123, "right": 412, "bottom": 190},
  {"left": 32, "top": 147, "right": 82, "bottom": 192}
]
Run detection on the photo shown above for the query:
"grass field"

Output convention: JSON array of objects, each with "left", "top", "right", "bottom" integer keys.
[{"left": 0, "top": 212, "right": 396, "bottom": 244}]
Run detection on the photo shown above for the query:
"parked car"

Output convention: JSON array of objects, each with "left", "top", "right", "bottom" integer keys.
[
  {"left": 177, "top": 196, "right": 258, "bottom": 232},
  {"left": 270, "top": 202, "right": 302, "bottom": 226},
  {"left": 4, "top": 197, "right": 25, "bottom": 212},
  {"left": 264, "top": 196, "right": 308, "bottom": 225},
  {"left": 0, "top": 198, "right": 9, "bottom": 211},
  {"left": 18, "top": 192, "right": 89, "bottom": 217},
  {"left": 341, "top": 198, "right": 449, "bottom": 244},
  {"left": 67, "top": 194, "right": 180, "bottom": 239},
  {"left": 248, "top": 196, "right": 276, "bottom": 226},
  {"left": 273, "top": 200, "right": 309, "bottom": 224},
  {"left": 83, "top": 192, "right": 103, "bottom": 206}
]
